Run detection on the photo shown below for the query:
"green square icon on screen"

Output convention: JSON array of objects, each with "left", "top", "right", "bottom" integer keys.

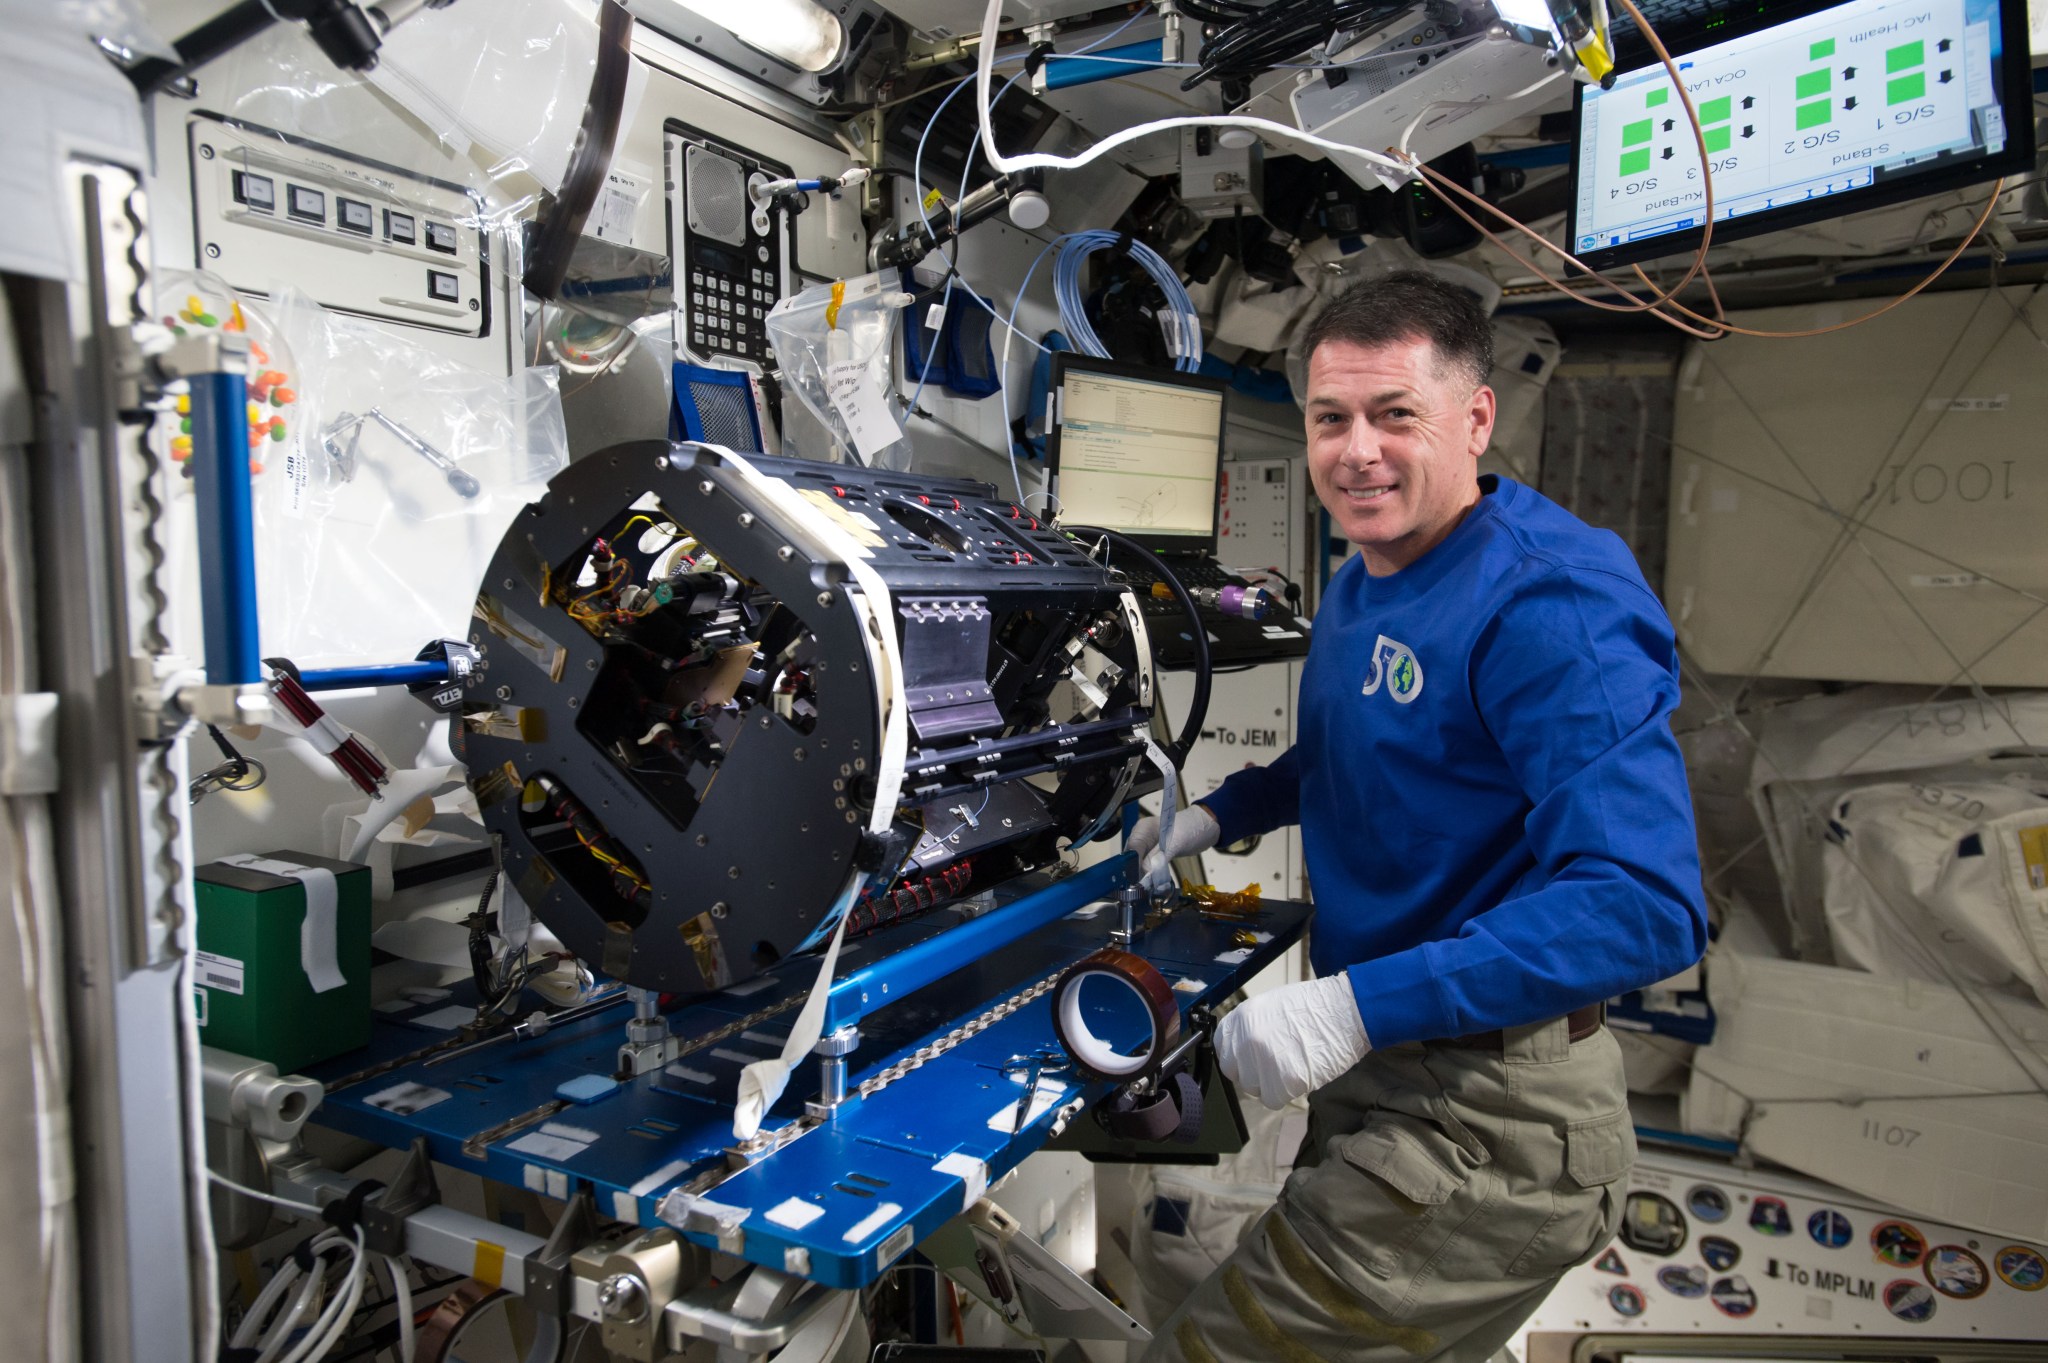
[{"left": 1619, "top": 148, "right": 1652, "bottom": 176}]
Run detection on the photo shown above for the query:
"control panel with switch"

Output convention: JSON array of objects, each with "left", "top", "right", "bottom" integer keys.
[{"left": 189, "top": 112, "right": 490, "bottom": 339}]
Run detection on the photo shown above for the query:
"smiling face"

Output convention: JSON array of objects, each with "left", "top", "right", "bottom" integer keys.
[{"left": 1305, "top": 335, "right": 1497, "bottom": 576}]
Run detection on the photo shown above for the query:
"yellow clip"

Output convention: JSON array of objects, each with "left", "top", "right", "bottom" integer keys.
[
  {"left": 1575, "top": 32, "right": 1615, "bottom": 81},
  {"left": 922, "top": 187, "right": 945, "bottom": 213},
  {"left": 825, "top": 279, "right": 846, "bottom": 331}
]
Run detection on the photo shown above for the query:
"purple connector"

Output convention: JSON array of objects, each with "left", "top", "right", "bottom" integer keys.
[{"left": 1215, "top": 585, "right": 1272, "bottom": 620}]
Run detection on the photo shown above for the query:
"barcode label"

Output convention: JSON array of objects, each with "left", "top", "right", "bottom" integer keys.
[{"left": 196, "top": 950, "right": 245, "bottom": 996}]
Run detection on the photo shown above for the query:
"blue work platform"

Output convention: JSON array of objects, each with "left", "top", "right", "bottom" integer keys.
[{"left": 308, "top": 862, "right": 1312, "bottom": 1289}]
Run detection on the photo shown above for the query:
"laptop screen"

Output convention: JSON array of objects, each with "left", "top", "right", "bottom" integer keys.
[{"left": 1045, "top": 355, "right": 1228, "bottom": 555}]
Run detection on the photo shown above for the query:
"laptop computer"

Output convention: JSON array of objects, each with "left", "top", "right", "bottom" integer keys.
[{"left": 1045, "top": 353, "right": 1310, "bottom": 670}]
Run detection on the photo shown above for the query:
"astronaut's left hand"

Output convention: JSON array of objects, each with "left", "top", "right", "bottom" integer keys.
[{"left": 1212, "top": 973, "right": 1371, "bottom": 1110}]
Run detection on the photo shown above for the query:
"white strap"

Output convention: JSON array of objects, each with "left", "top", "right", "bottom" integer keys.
[
  {"left": 222, "top": 855, "right": 347, "bottom": 993},
  {"left": 1142, "top": 735, "right": 1180, "bottom": 896},
  {"left": 686, "top": 445, "right": 909, "bottom": 1138},
  {"left": 732, "top": 898, "right": 856, "bottom": 1140}
]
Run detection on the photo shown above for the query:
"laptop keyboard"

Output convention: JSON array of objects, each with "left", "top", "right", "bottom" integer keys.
[{"left": 1127, "top": 558, "right": 1238, "bottom": 614}]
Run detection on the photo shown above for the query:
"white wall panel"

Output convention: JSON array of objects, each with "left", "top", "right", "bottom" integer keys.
[{"left": 1665, "top": 286, "right": 2048, "bottom": 686}]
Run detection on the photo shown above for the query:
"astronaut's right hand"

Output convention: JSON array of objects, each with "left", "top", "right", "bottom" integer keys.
[{"left": 1126, "top": 804, "right": 1222, "bottom": 881}]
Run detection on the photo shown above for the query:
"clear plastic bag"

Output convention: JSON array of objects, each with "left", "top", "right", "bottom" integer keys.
[
  {"left": 765, "top": 272, "right": 914, "bottom": 467},
  {"left": 40, "top": 0, "right": 175, "bottom": 57},
  {"left": 209, "top": 0, "right": 612, "bottom": 224},
  {"left": 248, "top": 287, "right": 569, "bottom": 667},
  {"left": 364, "top": 0, "right": 633, "bottom": 195}
]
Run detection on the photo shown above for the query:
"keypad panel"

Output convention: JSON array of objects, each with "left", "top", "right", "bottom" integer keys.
[{"left": 674, "top": 135, "right": 786, "bottom": 369}]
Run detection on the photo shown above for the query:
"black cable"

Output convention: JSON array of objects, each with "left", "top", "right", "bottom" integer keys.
[
  {"left": 466, "top": 865, "right": 501, "bottom": 1001},
  {"left": 524, "top": 0, "right": 634, "bottom": 299},
  {"left": 123, "top": 1, "right": 274, "bottom": 97},
  {"left": 1069, "top": 525, "right": 1211, "bottom": 769},
  {"left": 1175, "top": 0, "right": 1410, "bottom": 90}
]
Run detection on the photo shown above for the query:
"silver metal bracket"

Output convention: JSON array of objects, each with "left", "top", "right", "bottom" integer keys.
[
  {"left": 1111, "top": 882, "right": 1148, "bottom": 946},
  {"left": 618, "top": 987, "right": 676, "bottom": 1076},
  {"left": 174, "top": 679, "right": 271, "bottom": 728},
  {"left": 805, "top": 1024, "right": 861, "bottom": 1120}
]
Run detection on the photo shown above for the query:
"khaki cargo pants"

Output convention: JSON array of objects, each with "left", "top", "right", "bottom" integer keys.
[{"left": 1141, "top": 1016, "right": 1635, "bottom": 1363}]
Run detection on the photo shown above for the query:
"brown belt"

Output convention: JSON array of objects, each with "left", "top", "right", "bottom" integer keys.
[{"left": 1440, "top": 1002, "right": 1605, "bottom": 1050}]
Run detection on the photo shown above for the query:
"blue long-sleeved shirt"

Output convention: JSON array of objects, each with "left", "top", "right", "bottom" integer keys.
[{"left": 1200, "top": 476, "right": 1708, "bottom": 1047}]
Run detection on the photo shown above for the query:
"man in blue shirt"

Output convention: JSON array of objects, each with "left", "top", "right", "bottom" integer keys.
[{"left": 1130, "top": 272, "right": 1708, "bottom": 1362}]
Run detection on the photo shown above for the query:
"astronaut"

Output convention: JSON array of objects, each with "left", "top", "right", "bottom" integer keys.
[{"left": 1130, "top": 272, "right": 1708, "bottom": 1361}]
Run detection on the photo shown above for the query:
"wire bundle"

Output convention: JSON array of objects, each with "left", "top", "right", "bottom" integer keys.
[
  {"left": 1050, "top": 231, "right": 1205, "bottom": 373},
  {"left": 1174, "top": 0, "right": 1409, "bottom": 91},
  {"left": 227, "top": 1227, "right": 372, "bottom": 1363}
]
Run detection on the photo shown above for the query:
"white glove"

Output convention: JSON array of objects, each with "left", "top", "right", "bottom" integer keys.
[
  {"left": 1214, "top": 974, "right": 1371, "bottom": 1110},
  {"left": 1125, "top": 804, "right": 1221, "bottom": 883}
]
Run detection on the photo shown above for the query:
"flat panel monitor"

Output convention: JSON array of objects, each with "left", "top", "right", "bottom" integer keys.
[
  {"left": 1044, "top": 355, "right": 1229, "bottom": 555},
  {"left": 1567, "top": 0, "right": 2032, "bottom": 269}
]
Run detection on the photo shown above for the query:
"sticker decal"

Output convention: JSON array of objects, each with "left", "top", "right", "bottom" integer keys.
[
  {"left": 1686, "top": 1185, "right": 1730, "bottom": 1223},
  {"left": 1873, "top": 1220, "right": 1928, "bottom": 1269},
  {"left": 1700, "top": 1236, "right": 1741, "bottom": 1271},
  {"left": 1808, "top": 1209, "right": 1853, "bottom": 1249},
  {"left": 1709, "top": 1275, "right": 1757, "bottom": 1318},
  {"left": 1608, "top": 1283, "right": 1646, "bottom": 1318},
  {"left": 1657, "top": 1265, "right": 1708, "bottom": 1298},
  {"left": 1925, "top": 1246, "right": 1990, "bottom": 1300},
  {"left": 1360, "top": 634, "right": 1424, "bottom": 704},
  {"left": 1594, "top": 1249, "right": 1629, "bottom": 1276},
  {"left": 1749, "top": 1196, "right": 1792, "bottom": 1237},
  {"left": 1885, "top": 1278, "right": 1938, "bottom": 1323},
  {"left": 1620, "top": 1191, "right": 1688, "bottom": 1257},
  {"left": 1995, "top": 1245, "right": 2046, "bottom": 1291}
]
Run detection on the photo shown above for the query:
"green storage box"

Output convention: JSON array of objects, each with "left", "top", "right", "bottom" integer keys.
[{"left": 194, "top": 851, "right": 372, "bottom": 1073}]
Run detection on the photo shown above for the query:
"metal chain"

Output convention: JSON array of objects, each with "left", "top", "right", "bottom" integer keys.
[
  {"left": 461, "top": 1099, "right": 571, "bottom": 1161},
  {"left": 671, "top": 967, "right": 1073, "bottom": 1206},
  {"left": 854, "top": 968, "right": 1065, "bottom": 1101},
  {"left": 671, "top": 992, "right": 809, "bottom": 1060}
]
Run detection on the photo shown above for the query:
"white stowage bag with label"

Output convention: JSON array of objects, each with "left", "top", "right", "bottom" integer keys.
[{"left": 1822, "top": 777, "right": 2048, "bottom": 1006}]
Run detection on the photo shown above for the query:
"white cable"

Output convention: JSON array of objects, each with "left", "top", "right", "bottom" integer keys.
[
  {"left": 995, "top": 234, "right": 1066, "bottom": 508},
  {"left": 381, "top": 1255, "right": 417, "bottom": 1363},
  {"left": 974, "top": 0, "right": 1415, "bottom": 182},
  {"left": 232, "top": 1253, "right": 305, "bottom": 1350},
  {"left": 1395, "top": 69, "right": 1569, "bottom": 157},
  {"left": 208, "top": 1168, "right": 325, "bottom": 1217},
  {"left": 252, "top": 1250, "right": 328, "bottom": 1363},
  {"left": 283, "top": 1230, "right": 366, "bottom": 1363}
]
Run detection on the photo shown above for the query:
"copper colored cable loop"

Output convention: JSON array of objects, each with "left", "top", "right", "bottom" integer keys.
[{"left": 1400, "top": 0, "right": 1720, "bottom": 331}]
